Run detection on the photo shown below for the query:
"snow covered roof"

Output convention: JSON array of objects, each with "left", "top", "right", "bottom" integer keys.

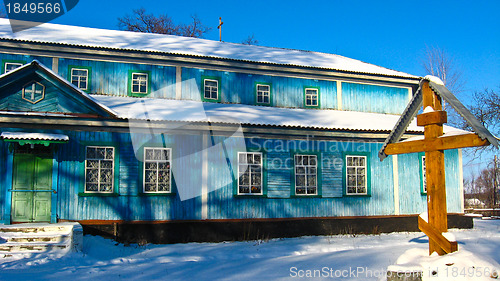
[
  {"left": 91, "top": 95, "right": 461, "bottom": 134},
  {"left": 1, "top": 132, "right": 69, "bottom": 141},
  {"left": 0, "top": 19, "right": 416, "bottom": 78}
]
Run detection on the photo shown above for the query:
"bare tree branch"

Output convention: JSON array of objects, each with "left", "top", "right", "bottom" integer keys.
[
  {"left": 118, "top": 9, "right": 210, "bottom": 38},
  {"left": 241, "top": 34, "right": 259, "bottom": 45}
]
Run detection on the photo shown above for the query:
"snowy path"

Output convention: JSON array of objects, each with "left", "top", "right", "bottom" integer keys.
[{"left": 1, "top": 219, "right": 499, "bottom": 280}]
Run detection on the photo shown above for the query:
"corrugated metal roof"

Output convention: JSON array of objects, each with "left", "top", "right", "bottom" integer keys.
[
  {"left": 0, "top": 19, "right": 418, "bottom": 79},
  {"left": 92, "top": 94, "right": 462, "bottom": 134}
]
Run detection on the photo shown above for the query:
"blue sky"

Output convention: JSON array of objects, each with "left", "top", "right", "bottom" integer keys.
[{"left": 7, "top": 0, "right": 500, "bottom": 177}]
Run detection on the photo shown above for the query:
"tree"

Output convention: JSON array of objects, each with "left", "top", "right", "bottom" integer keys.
[
  {"left": 118, "top": 8, "right": 211, "bottom": 38},
  {"left": 467, "top": 87, "right": 500, "bottom": 152},
  {"left": 422, "top": 46, "right": 465, "bottom": 94},
  {"left": 241, "top": 34, "right": 258, "bottom": 45},
  {"left": 421, "top": 46, "right": 466, "bottom": 129}
]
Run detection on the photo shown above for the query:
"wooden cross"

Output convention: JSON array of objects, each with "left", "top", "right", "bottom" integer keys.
[
  {"left": 217, "top": 17, "right": 224, "bottom": 42},
  {"left": 384, "top": 81, "right": 490, "bottom": 255}
]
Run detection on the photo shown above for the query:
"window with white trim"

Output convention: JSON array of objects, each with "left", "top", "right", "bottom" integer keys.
[
  {"left": 71, "top": 68, "right": 89, "bottom": 90},
  {"left": 85, "top": 146, "right": 114, "bottom": 193},
  {"left": 295, "top": 154, "right": 318, "bottom": 195},
  {"left": 421, "top": 155, "right": 427, "bottom": 194},
  {"left": 237, "top": 152, "right": 263, "bottom": 195},
  {"left": 346, "top": 155, "right": 367, "bottom": 195},
  {"left": 131, "top": 73, "right": 148, "bottom": 94},
  {"left": 144, "top": 147, "right": 172, "bottom": 193},
  {"left": 305, "top": 88, "right": 318, "bottom": 107},
  {"left": 204, "top": 79, "right": 218, "bottom": 100},
  {"left": 5, "top": 62, "right": 22, "bottom": 73},
  {"left": 256, "top": 84, "right": 270, "bottom": 104}
]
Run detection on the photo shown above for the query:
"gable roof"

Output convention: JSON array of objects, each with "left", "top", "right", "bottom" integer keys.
[
  {"left": 0, "top": 60, "right": 118, "bottom": 118},
  {"left": 0, "top": 19, "right": 417, "bottom": 79},
  {"left": 378, "top": 76, "right": 499, "bottom": 160}
]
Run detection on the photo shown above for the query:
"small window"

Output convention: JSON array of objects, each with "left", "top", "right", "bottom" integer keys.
[
  {"left": 295, "top": 154, "right": 318, "bottom": 195},
  {"left": 85, "top": 146, "right": 115, "bottom": 193},
  {"left": 305, "top": 88, "right": 319, "bottom": 107},
  {"left": 131, "top": 73, "right": 148, "bottom": 94},
  {"left": 204, "top": 79, "right": 219, "bottom": 100},
  {"left": 4, "top": 62, "right": 22, "bottom": 73},
  {"left": 71, "top": 68, "right": 89, "bottom": 90},
  {"left": 346, "top": 155, "right": 367, "bottom": 195},
  {"left": 256, "top": 84, "right": 270, "bottom": 104},
  {"left": 144, "top": 148, "right": 172, "bottom": 193},
  {"left": 421, "top": 155, "right": 427, "bottom": 194},
  {"left": 237, "top": 152, "right": 263, "bottom": 195}
]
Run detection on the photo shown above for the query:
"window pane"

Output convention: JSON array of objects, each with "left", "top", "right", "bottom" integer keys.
[
  {"left": 239, "top": 186, "right": 249, "bottom": 194},
  {"left": 251, "top": 185, "right": 261, "bottom": 194},
  {"left": 296, "top": 175, "right": 305, "bottom": 187},
  {"left": 254, "top": 154, "right": 261, "bottom": 164}
]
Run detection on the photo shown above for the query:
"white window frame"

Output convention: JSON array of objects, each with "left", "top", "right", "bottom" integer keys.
[
  {"left": 294, "top": 154, "right": 318, "bottom": 196},
  {"left": 305, "top": 88, "right": 319, "bottom": 107},
  {"left": 131, "top": 72, "right": 148, "bottom": 94},
  {"left": 256, "top": 84, "right": 271, "bottom": 104},
  {"left": 203, "top": 79, "right": 219, "bottom": 100},
  {"left": 237, "top": 152, "right": 263, "bottom": 195},
  {"left": 71, "top": 68, "right": 89, "bottom": 90},
  {"left": 143, "top": 147, "right": 172, "bottom": 194},
  {"left": 421, "top": 155, "right": 427, "bottom": 194},
  {"left": 4, "top": 62, "right": 22, "bottom": 73},
  {"left": 85, "top": 146, "right": 115, "bottom": 193},
  {"left": 345, "top": 155, "right": 368, "bottom": 195}
]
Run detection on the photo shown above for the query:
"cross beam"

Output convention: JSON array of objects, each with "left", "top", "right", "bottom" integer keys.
[{"left": 384, "top": 81, "right": 491, "bottom": 255}]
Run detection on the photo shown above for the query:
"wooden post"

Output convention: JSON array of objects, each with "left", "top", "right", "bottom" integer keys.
[
  {"left": 422, "top": 81, "right": 447, "bottom": 255},
  {"left": 384, "top": 80, "right": 492, "bottom": 256}
]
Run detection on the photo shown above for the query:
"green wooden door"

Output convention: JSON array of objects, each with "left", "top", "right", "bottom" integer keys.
[{"left": 11, "top": 153, "right": 53, "bottom": 223}]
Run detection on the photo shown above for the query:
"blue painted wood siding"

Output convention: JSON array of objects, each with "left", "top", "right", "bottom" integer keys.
[
  {"left": 0, "top": 127, "right": 463, "bottom": 222},
  {"left": 0, "top": 54, "right": 413, "bottom": 114},
  {"left": 57, "top": 58, "right": 177, "bottom": 99},
  {"left": 0, "top": 142, "right": 6, "bottom": 222},
  {"left": 181, "top": 67, "right": 338, "bottom": 109},
  {"left": 0, "top": 54, "right": 53, "bottom": 72},
  {"left": 397, "top": 150, "right": 462, "bottom": 215},
  {"left": 342, "top": 82, "right": 410, "bottom": 114}
]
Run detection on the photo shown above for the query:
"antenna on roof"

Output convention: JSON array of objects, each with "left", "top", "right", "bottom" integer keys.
[{"left": 217, "top": 17, "right": 224, "bottom": 42}]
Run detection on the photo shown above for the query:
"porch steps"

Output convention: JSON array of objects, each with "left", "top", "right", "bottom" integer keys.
[{"left": 0, "top": 222, "right": 82, "bottom": 254}]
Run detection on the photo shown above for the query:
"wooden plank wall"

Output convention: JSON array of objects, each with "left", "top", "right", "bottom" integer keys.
[
  {"left": 0, "top": 127, "right": 463, "bottom": 221},
  {"left": 342, "top": 82, "right": 410, "bottom": 114}
]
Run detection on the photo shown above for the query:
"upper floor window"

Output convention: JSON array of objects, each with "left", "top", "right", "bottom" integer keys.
[
  {"left": 204, "top": 79, "right": 219, "bottom": 100},
  {"left": 295, "top": 154, "right": 318, "bottom": 195},
  {"left": 71, "top": 68, "right": 89, "bottom": 90},
  {"left": 144, "top": 147, "right": 172, "bottom": 193},
  {"left": 131, "top": 72, "right": 148, "bottom": 94},
  {"left": 85, "top": 146, "right": 115, "bottom": 193},
  {"left": 256, "top": 84, "right": 271, "bottom": 104},
  {"left": 237, "top": 152, "right": 263, "bottom": 195},
  {"left": 4, "top": 62, "right": 23, "bottom": 73},
  {"left": 345, "top": 155, "right": 368, "bottom": 195},
  {"left": 304, "top": 88, "right": 319, "bottom": 107}
]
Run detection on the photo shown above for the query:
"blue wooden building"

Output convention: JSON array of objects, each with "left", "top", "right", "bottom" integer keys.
[{"left": 0, "top": 19, "right": 469, "bottom": 242}]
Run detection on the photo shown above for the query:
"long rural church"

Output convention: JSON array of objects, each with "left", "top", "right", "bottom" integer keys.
[{"left": 0, "top": 19, "right": 470, "bottom": 242}]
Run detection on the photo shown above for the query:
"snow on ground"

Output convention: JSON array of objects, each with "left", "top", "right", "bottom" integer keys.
[{"left": 1, "top": 219, "right": 499, "bottom": 280}]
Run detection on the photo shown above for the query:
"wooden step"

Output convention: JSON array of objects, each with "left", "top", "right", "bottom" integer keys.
[
  {"left": 5, "top": 235, "right": 68, "bottom": 243},
  {"left": 0, "top": 243, "right": 69, "bottom": 252}
]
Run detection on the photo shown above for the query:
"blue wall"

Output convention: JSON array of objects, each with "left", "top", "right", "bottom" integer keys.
[
  {"left": 0, "top": 54, "right": 413, "bottom": 115},
  {"left": 342, "top": 82, "right": 410, "bottom": 114},
  {"left": 0, "top": 127, "right": 463, "bottom": 222}
]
